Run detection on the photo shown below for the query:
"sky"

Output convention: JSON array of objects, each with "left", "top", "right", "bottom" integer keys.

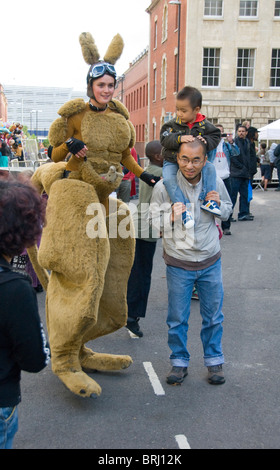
[{"left": 1, "top": 0, "right": 151, "bottom": 91}]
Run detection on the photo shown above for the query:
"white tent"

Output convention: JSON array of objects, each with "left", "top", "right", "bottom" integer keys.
[{"left": 258, "top": 119, "right": 280, "bottom": 140}]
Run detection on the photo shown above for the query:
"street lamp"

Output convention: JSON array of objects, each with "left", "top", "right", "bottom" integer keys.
[
  {"left": 169, "top": 0, "right": 181, "bottom": 93},
  {"left": 31, "top": 109, "right": 42, "bottom": 138}
]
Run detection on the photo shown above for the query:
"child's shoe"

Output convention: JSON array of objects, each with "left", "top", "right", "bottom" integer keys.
[
  {"left": 182, "top": 210, "right": 194, "bottom": 229},
  {"left": 201, "top": 200, "right": 221, "bottom": 216}
]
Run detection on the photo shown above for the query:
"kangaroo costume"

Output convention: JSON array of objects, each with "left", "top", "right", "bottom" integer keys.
[{"left": 28, "top": 32, "right": 151, "bottom": 398}]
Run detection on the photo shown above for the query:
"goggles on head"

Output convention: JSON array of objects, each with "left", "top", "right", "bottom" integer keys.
[{"left": 88, "top": 62, "right": 117, "bottom": 81}]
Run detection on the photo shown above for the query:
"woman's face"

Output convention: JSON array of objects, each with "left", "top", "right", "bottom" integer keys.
[{"left": 91, "top": 74, "right": 115, "bottom": 107}]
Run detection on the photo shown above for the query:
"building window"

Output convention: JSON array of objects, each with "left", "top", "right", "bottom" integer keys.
[
  {"left": 275, "top": 1, "right": 280, "bottom": 16},
  {"left": 202, "top": 48, "right": 221, "bottom": 87},
  {"left": 161, "top": 56, "right": 167, "bottom": 98},
  {"left": 270, "top": 49, "right": 280, "bottom": 87},
  {"left": 154, "top": 20, "right": 158, "bottom": 49},
  {"left": 162, "top": 4, "right": 168, "bottom": 42},
  {"left": 239, "top": 1, "right": 258, "bottom": 17},
  {"left": 204, "top": 0, "right": 223, "bottom": 16},
  {"left": 153, "top": 67, "right": 157, "bottom": 101},
  {"left": 236, "top": 49, "right": 255, "bottom": 87}
]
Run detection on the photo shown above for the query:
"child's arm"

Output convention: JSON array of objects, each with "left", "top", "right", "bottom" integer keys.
[
  {"left": 203, "top": 121, "right": 221, "bottom": 152},
  {"left": 160, "top": 122, "right": 182, "bottom": 151}
]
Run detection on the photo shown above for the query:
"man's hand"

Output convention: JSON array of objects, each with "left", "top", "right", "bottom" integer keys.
[{"left": 205, "top": 191, "right": 221, "bottom": 206}]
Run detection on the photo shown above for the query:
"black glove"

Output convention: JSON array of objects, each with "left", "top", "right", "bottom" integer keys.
[
  {"left": 65, "top": 137, "right": 86, "bottom": 155},
  {"left": 47, "top": 145, "right": 53, "bottom": 159},
  {"left": 140, "top": 171, "right": 161, "bottom": 187}
]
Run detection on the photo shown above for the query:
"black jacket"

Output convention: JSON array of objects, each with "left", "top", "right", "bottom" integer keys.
[
  {"left": 160, "top": 116, "right": 221, "bottom": 163},
  {"left": 230, "top": 137, "right": 251, "bottom": 179},
  {"left": 274, "top": 144, "right": 280, "bottom": 166},
  {"left": 0, "top": 256, "right": 50, "bottom": 407}
]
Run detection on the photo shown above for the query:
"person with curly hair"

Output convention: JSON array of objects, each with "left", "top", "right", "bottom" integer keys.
[{"left": 0, "top": 178, "right": 50, "bottom": 449}]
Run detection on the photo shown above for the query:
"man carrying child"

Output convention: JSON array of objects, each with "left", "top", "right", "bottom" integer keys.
[{"left": 150, "top": 138, "right": 232, "bottom": 386}]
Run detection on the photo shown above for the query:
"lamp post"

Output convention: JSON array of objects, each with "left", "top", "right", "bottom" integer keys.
[
  {"left": 169, "top": 0, "right": 181, "bottom": 93},
  {"left": 31, "top": 109, "right": 42, "bottom": 139}
]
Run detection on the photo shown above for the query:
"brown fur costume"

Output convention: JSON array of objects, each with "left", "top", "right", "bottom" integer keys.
[{"left": 28, "top": 33, "right": 143, "bottom": 398}]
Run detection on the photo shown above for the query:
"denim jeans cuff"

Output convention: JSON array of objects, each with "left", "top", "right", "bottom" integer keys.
[
  {"left": 171, "top": 358, "right": 189, "bottom": 367},
  {"left": 204, "top": 355, "right": 224, "bottom": 367}
]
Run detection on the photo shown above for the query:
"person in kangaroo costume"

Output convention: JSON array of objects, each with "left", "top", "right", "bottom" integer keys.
[{"left": 27, "top": 32, "right": 159, "bottom": 398}]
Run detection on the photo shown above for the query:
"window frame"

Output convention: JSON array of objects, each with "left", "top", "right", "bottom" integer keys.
[
  {"left": 239, "top": 1, "right": 258, "bottom": 18},
  {"left": 270, "top": 49, "right": 280, "bottom": 88},
  {"left": 274, "top": 0, "right": 280, "bottom": 16},
  {"left": 236, "top": 48, "right": 256, "bottom": 88},
  {"left": 204, "top": 0, "right": 223, "bottom": 18},
  {"left": 202, "top": 47, "right": 221, "bottom": 88}
]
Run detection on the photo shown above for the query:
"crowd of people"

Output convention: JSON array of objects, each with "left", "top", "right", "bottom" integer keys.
[{"left": 0, "top": 122, "right": 25, "bottom": 166}]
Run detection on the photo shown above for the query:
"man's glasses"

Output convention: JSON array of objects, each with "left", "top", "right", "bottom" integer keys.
[{"left": 178, "top": 156, "right": 204, "bottom": 167}]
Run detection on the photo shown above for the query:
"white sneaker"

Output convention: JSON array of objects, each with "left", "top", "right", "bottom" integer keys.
[{"left": 201, "top": 200, "right": 221, "bottom": 216}]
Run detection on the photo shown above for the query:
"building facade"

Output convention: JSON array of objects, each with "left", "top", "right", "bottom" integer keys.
[
  {"left": 147, "top": 0, "right": 280, "bottom": 138},
  {"left": 146, "top": 0, "right": 187, "bottom": 141},
  {"left": 114, "top": 48, "right": 149, "bottom": 163}
]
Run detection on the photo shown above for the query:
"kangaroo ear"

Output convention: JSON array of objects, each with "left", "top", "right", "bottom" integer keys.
[
  {"left": 79, "top": 32, "right": 100, "bottom": 65},
  {"left": 103, "top": 34, "right": 124, "bottom": 65}
]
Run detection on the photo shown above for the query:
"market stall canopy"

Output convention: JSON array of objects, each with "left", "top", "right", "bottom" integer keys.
[{"left": 258, "top": 119, "right": 280, "bottom": 140}]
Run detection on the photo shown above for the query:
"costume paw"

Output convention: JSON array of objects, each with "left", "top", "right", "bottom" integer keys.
[
  {"left": 58, "top": 370, "right": 102, "bottom": 398},
  {"left": 80, "top": 349, "right": 133, "bottom": 371}
]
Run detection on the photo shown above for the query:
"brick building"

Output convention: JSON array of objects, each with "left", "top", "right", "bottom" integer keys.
[
  {"left": 146, "top": 0, "right": 187, "bottom": 141},
  {"left": 115, "top": 49, "right": 148, "bottom": 164}
]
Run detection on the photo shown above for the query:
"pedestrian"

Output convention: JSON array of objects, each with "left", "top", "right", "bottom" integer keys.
[
  {"left": 258, "top": 143, "right": 270, "bottom": 191},
  {"left": 150, "top": 138, "right": 232, "bottom": 386},
  {"left": 0, "top": 178, "right": 50, "bottom": 449},
  {"left": 273, "top": 143, "right": 280, "bottom": 191},
  {"left": 160, "top": 86, "right": 221, "bottom": 229},
  {"left": 126, "top": 140, "right": 163, "bottom": 338},
  {"left": 117, "top": 148, "right": 138, "bottom": 203},
  {"left": 268, "top": 143, "right": 277, "bottom": 181},
  {"left": 247, "top": 126, "right": 259, "bottom": 184},
  {"left": 207, "top": 124, "right": 240, "bottom": 235},
  {"left": 0, "top": 140, "right": 9, "bottom": 167},
  {"left": 230, "top": 125, "right": 253, "bottom": 221}
]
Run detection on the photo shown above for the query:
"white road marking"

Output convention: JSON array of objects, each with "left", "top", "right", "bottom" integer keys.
[
  {"left": 257, "top": 254, "right": 262, "bottom": 261},
  {"left": 143, "top": 362, "right": 165, "bottom": 396},
  {"left": 175, "top": 434, "right": 191, "bottom": 449}
]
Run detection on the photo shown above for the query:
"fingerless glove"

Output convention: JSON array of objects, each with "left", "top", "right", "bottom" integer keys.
[
  {"left": 65, "top": 137, "right": 86, "bottom": 155},
  {"left": 140, "top": 171, "right": 161, "bottom": 187}
]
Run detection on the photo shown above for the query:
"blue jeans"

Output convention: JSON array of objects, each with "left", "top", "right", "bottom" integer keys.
[
  {"left": 166, "top": 258, "right": 224, "bottom": 367},
  {"left": 0, "top": 406, "right": 18, "bottom": 449},
  {"left": 163, "top": 159, "right": 216, "bottom": 205}
]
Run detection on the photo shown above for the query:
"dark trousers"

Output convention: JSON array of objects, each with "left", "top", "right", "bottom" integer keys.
[
  {"left": 127, "top": 239, "right": 157, "bottom": 319},
  {"left": 221, "top": 177, "right": 232, "bottom": 231},
  {"left": 230, "top": 177, "right": 249, "bottom": 219}
]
